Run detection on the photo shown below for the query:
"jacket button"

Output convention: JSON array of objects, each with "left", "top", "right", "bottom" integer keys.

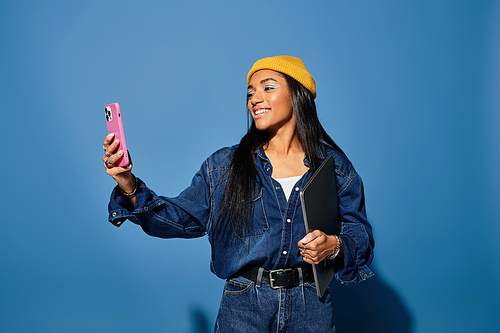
[
  {"left": 295, "top": 187, "right": 300, "bottom": 191},
  {"left": 112, "top": 212, "right": 117, "bottom": 217},
  {"left": 283, "top": 251, "right": 287, "bottom": 255},
  {"left": 287, "top": 219, "right": 291, "bottom": 223},
  {"left": 276, "top": 186, "right": 280, "bottom": 190}
]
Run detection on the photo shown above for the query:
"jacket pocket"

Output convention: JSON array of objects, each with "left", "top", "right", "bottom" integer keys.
[{"left": 234, "top": 188, "right": 270, "bottom": 239}]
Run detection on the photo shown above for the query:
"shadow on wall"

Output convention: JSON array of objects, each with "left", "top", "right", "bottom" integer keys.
[
  {"left": 188, "top": 307, "right": 211, "bottom": 333},
  {"left": 329, "top": 265, "right": 413, "bottom": 333}
]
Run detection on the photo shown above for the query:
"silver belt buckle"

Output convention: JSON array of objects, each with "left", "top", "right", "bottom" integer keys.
[{"left": 269, "top": 268, "right": 293, "bottom": 289}]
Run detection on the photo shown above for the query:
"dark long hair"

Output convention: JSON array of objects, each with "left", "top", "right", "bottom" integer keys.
[{"left": 216, "top": 73, "right": 344, "bottom": 236}]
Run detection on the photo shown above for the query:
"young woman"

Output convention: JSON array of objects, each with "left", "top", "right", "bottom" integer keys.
[{"left": 102, "top": 56, "right": 374, "bottom": 332}]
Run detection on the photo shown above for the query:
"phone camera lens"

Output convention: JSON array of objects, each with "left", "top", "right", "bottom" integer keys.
[{"left": 105, "top": 107, "right": 112, "bottom": 121}]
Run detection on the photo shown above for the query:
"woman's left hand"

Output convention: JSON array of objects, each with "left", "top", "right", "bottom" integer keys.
[{"left": 298, "top": 230, "right": 342, "bottom": 265}]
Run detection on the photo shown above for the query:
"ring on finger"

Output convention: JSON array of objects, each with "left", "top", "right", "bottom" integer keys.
[
  {"left": 103, "top": 145, "right": 112, "bottom": 157},
  {"left": 105, "top": 158, "right": 113, "bottom": 168}
]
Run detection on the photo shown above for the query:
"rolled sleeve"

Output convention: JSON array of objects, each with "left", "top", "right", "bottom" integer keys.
[
  {"left": 107, "top": 161, "right": 211, "bottom": 239},
  {"left": 335, "top": 168, "right": 375, "bottom": 285}
]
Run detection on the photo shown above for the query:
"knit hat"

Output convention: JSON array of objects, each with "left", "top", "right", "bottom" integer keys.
[{"left": 247, "top": 55, "right": 316, "bottom": 98}]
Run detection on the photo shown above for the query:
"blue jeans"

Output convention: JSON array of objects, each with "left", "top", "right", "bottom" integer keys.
[{"left": 215, "top": 267, "right": 335, "bottom": 332}]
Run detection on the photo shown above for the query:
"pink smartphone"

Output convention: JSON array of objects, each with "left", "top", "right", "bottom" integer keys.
[{"left": 104, "top": 102, "right": 130, "bottom": 167}]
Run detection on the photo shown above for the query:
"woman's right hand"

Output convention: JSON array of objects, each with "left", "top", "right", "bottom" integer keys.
[{"left": 102, "top": 133, "right": 136, "bottom": 195}]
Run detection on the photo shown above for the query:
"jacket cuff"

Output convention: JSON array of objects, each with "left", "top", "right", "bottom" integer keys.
[
  {"left": 334, "top": 223, "right": 374, "bottom": 285},
  {"left": 107, "top": 177, "right": 158, "bottom": 227}
]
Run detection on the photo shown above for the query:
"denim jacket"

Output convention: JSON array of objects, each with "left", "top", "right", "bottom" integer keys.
[{"left": 108, "top": 145, "right": 374, "bottom": 285}]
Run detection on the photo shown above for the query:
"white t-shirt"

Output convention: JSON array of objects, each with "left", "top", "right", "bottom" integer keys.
[{"left": 274, "top": 175, "right": 302, "bottom": 201}]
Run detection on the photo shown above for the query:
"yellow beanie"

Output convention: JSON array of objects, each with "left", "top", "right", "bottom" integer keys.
[{"left": 247, "top": 55, "right": 316, "bottom": 98}]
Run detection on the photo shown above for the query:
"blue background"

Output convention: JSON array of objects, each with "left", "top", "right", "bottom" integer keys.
[{"left": 1, "top": 1, "right": 499, "bottom": 332}]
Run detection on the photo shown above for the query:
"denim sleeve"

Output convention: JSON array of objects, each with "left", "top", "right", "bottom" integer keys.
[
  {"left": 107, "top": 161, "right": 210, "bottom": 239},
  {"left": 335, "top": 167, "right": 375, "bottom": 285}
]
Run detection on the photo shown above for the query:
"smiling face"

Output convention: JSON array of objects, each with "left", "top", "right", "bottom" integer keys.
[{"left": 247, "top": 70, "right": 295, "bottom": 134}]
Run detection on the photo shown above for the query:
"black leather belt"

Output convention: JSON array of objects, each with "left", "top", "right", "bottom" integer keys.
[{"left": 236, "top": 265, "right": 315, "bottom": 289}]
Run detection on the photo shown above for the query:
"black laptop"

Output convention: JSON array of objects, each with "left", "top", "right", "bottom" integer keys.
[{"left": 300, "top": 154, "right": 341, "bottom": 297}]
